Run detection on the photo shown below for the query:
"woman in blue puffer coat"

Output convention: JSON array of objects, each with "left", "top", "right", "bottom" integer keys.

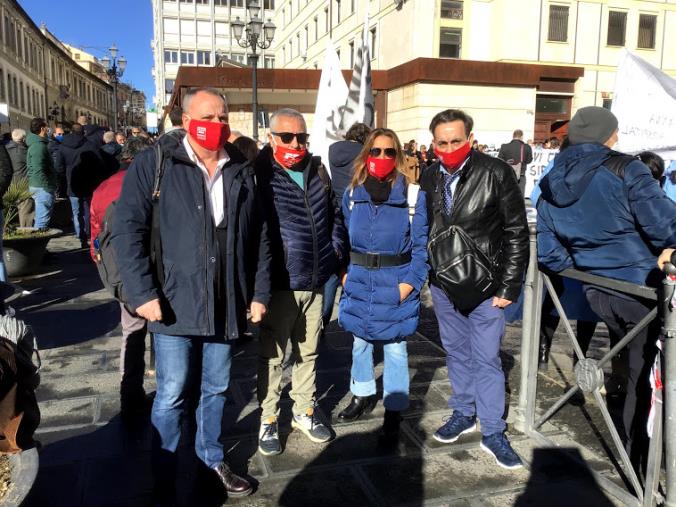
[{"left": 337, "top": 127, "right": 429, "bottom": 444}]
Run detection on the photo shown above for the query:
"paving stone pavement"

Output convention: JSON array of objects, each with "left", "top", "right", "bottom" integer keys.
[{"left": 12, "top": 235, "right": 640, "bottom": 506}]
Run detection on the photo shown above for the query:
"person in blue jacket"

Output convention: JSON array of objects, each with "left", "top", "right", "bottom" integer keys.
[
  {"left": 336, "top": 127, "right": 429, "bottom": 445},
  {"left": 537, "top": 106, "right": 676, "bottom": 473}
]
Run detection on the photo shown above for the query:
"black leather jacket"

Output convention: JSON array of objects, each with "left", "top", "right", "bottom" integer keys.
[{"left": 419, "top": 150, "right": 529, "bottom": 306}]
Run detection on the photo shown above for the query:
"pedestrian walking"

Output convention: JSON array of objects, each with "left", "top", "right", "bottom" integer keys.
[{"left": 335, "top": 127, "right": 429, "bottom": 446}]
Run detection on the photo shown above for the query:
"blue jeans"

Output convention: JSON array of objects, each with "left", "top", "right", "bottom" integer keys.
[
  {"left": 322, "top": 274, "right": 340, "bottom": 325},
  {"left": 152, "top": 333, "right": 232, "bottom": 469},
  {"left": 350, "top": 335, "right": 410, "bottom": 411},
  {"left": 69, "top": 196, "right": 90, "bottom": 242},
  {"left": 29, "top": 187, "right": 55, "bottom": 229},
  {"left": 430, "top": 285, "right": 506, "bottom": 435}
]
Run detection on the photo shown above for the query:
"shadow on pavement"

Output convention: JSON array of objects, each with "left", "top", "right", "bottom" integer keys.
[{"left": 514, "top": 447, "right": 615, "bottom": 507}]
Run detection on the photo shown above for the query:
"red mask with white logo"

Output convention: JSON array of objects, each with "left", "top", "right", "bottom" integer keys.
[
  {"left": 188, "top": 119, "right": 230, "bottom": 151},
  {"left": 435, "top": 141, "right": 471, "bottom": 171},
  {"left": 273, "top": 143, "right": 307, "bottom": 169},
  {"left": 366, "top": 157, "right": 396, "bottom": 180}
]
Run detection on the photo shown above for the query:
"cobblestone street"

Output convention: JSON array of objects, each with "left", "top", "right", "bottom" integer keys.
[{"left": 15, "top": 236, "right": 631, "bottom": 506}]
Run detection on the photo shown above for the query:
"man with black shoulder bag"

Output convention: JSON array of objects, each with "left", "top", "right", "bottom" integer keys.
[{"left": 419, "top": 109, "right": 529, "bottom": 470}]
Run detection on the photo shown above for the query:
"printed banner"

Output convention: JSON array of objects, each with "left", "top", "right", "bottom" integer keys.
[{"left": 524, "top": 149, "right": 559, "bottom": 198}]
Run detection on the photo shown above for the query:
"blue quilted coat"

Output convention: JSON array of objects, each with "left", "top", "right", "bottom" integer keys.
[{"left": 338, "top": 175, "right": 429, "bottom": 340}]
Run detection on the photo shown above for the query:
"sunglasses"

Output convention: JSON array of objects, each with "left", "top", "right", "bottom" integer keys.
[
  {"left": 272, "top": 132, "right": 309, "bottom": 144},
  {"left": 369, "top": 147, "right": 397, "bottom": 158}
]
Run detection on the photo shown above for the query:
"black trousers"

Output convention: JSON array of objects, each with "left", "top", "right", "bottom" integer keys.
[
  {"left": 540, "top": 274, "right": 597, "bottom": 356},
  {"left": 585, "top": 288, "right": 657, "bottom": 471}
]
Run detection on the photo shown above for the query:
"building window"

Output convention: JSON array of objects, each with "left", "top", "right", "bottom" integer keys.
[
  {"left": 370, "top": 27, "right": 376, "bottom": 58},
  {"left": 19, "top": 81, "right": 24, "bottom": 111},
  {"left": 602, "top": 98, "right": 613, "bottom": 110},
  {"left": 214, "top": 0, "right": 226, "bottom": 5},
  {"left": 439, "top": 27, "right": 461, "bottom": 58},
  {"left": 0, "top": 69, "right": 4, "bottom": 101},
  {"left": 297, "top": 32, "right": 301, "bottom": 56},
  {"left": 535, "top": 97, "right": 567, "bottom": 114},
  {"left": 314, "top": 16, "right": 318, "bottom": 40},
  {"left": 195, "top": 0, "right": 208, "bottom": 4},
  {"left": 336, "top": 0, "right": 341, "bottom": 24},
  {"left": 197, "top": 50, "right": 211, "bottom": 65},
  {"left": 349, "top": 40, "right": 354, "bottom": 67},
  {"left": 264, "top": 56, "right": 275, "bottom": 68},
  {"left": 231, "top": 53, "right": 245, "bottom": 64},
  {"left": 637, "top": 14, "right": 657, "bottom": 49},
  {"left": 264, "top": 0, "right": 274, "bottom": 9},
  {"left": 164, "top": 50, "right": 178, "bottom": 63},
  {"left": 180, "top": 50, "right": 195, "bottom": 64},
  {"left": 305, "top": 25, "right": 308, "bottom": 50},
  {"left": 607, "top": 11, "right": 627, "bottom": 46},
  {"left": 324, "top": 7, "right": 329, "bottom": 33},
  {"left": 351, "top": 0, "right": 355, "bottom": 13},
  {"left": 165, "top": 79, "right": 175, "bottom": 94},
  {"left": 179, "top": 0, "right": 193, "bottom": 3},
  {"left": 548, "top": 5, "right": 569, "bottom": 42},
  {"left": 440, "top": 1, "right": 463, "bottom": 20},
  {"left": 231, "top": 0, "right": 244, "bottom": 7}
]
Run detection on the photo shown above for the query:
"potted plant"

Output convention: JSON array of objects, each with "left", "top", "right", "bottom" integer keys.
[{"left": 2, "top": 179, "right": 62, "bottom": 277}]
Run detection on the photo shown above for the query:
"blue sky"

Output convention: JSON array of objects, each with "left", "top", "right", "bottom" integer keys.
[{"left": 20, "top": 0, "right": 156, "bottom": 108}]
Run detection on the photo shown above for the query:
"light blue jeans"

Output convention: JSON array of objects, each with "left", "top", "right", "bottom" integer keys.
[
  {"left": 69, "top": 196, "right": 90, "bottom": 242},
  {"left": 152, "top": 333, "right": 232, "bottom": 469},
  {"left": 29, "top": 187, "right": 55, "bottom": 229},
  {"left": 350, "top": 335, "right": 410, "bottom": 411}
]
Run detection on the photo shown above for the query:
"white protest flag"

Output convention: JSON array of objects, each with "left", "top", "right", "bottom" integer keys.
[
  {"left": 310, "top": 41, "right": 349, "bottom": 174},
  {"left": 339, "top": 12, "right": 375, "bottom": 132},
  {"left": 612, "top": 50, "right": 676, "bottom": 159}
]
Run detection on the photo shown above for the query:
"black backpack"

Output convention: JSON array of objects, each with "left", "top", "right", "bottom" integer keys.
[{"left": 94, "top": 143, "right": 167, "bottom": 310}]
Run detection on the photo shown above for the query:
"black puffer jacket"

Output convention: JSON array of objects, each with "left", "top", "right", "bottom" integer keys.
[
  {"left": 328, "top": 140, "right": 362, "bottom": 201},
  {"left": 419, "top": 150, "right": 529, "bottom": 306},
  {"left": 255, "top": 145, "right": 348, "bottom": 291}
]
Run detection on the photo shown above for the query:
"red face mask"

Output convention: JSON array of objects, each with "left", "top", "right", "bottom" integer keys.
[
  {"left": 435, "top": 141, "right": 471, "bottom": 170},
  {"left": 273, "top": 143, "right": 308, "bottom": 169},
  {"left": 188, "top": 119, "right": 230, "bottom": 152},
  {"left": 366, "top": 156, "right": 397, "bottom": 180}
]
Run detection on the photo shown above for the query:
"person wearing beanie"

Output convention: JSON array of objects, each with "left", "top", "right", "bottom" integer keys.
[{"left": 536, "top": 105, "right": 676, "bottom": 475}]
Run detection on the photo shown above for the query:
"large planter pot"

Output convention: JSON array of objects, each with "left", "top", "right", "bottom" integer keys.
[
  {"left": 3, "top": 228, "right": 62, "bottom": 277},
  {"left": 2, "top": 448, "right": 39, "bottom": 506}
]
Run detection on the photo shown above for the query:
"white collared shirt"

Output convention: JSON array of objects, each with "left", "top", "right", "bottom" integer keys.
[{"left": 182, "top": 136, "right": 230, "bottom": 225}]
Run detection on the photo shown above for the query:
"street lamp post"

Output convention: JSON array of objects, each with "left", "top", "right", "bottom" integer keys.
[
  {"left": 231, "top": 1, "right": 276, "bottom": 141},
  {"left": 100, "top": 45, "right": 127, "bottom": 131}
]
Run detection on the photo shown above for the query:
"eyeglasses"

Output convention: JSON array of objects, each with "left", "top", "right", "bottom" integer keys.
[
  {"left": 369, "top": 147, "right": 397, "bottom": 158},
  {"left": 272, "top": 132, "right": 309, "bottom": 144}
]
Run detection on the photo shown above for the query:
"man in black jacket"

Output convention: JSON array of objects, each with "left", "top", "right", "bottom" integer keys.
[
  {"left": 254, "top": 108, "right": 347, "bottom": 456},
  {"left": 498, "top": 129, "right": 533, "bottom": 195},
  {"left": 112, "top": 87, "right": 271, "bottom": 503},
  {"left": 420, "top": 109, "right": 529, "bottom": 470},
  {"left": 57, "top": 123, "right": 109, "bottom": 248}
]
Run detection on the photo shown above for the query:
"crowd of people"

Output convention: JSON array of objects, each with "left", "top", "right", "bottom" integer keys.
[{"left": 2, "top": 87, "right": 675, "bottom": 505}]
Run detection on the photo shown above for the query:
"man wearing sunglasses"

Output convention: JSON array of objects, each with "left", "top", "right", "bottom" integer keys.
[
  {"left": 254, "top": 108, "right": 347, "bottom": 456},
  {"left": 419, "top": 109, "right": 529, "bottom": 470}
]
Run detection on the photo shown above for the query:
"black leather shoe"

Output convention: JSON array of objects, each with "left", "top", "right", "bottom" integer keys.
[
  {"left": 337, "top": 395, "right": 377, "bottom": 422},
  {"left": 212, "top": 462, "right": 253, "bottom": 498}
]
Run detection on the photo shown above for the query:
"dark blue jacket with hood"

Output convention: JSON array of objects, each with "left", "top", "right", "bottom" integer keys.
[{"left": 536, "top": 143, "right": 676, "bottom": 287}]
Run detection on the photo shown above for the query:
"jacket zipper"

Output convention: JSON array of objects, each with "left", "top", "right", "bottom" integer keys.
[
  {"left": 201, "top": 179, "right": 212, "bottom": 335},
  {"left": 304, "top": 168, "right": 319, "bottom": 290}
]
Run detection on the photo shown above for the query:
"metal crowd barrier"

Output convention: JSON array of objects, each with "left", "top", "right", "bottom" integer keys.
[{"left": 514, "top": 222, "right": 676, "bottom": 507}]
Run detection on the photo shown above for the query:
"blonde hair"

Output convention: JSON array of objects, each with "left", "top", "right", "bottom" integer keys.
[{"left": 349, "top": 128, "right": 412, "bottom": 189}]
